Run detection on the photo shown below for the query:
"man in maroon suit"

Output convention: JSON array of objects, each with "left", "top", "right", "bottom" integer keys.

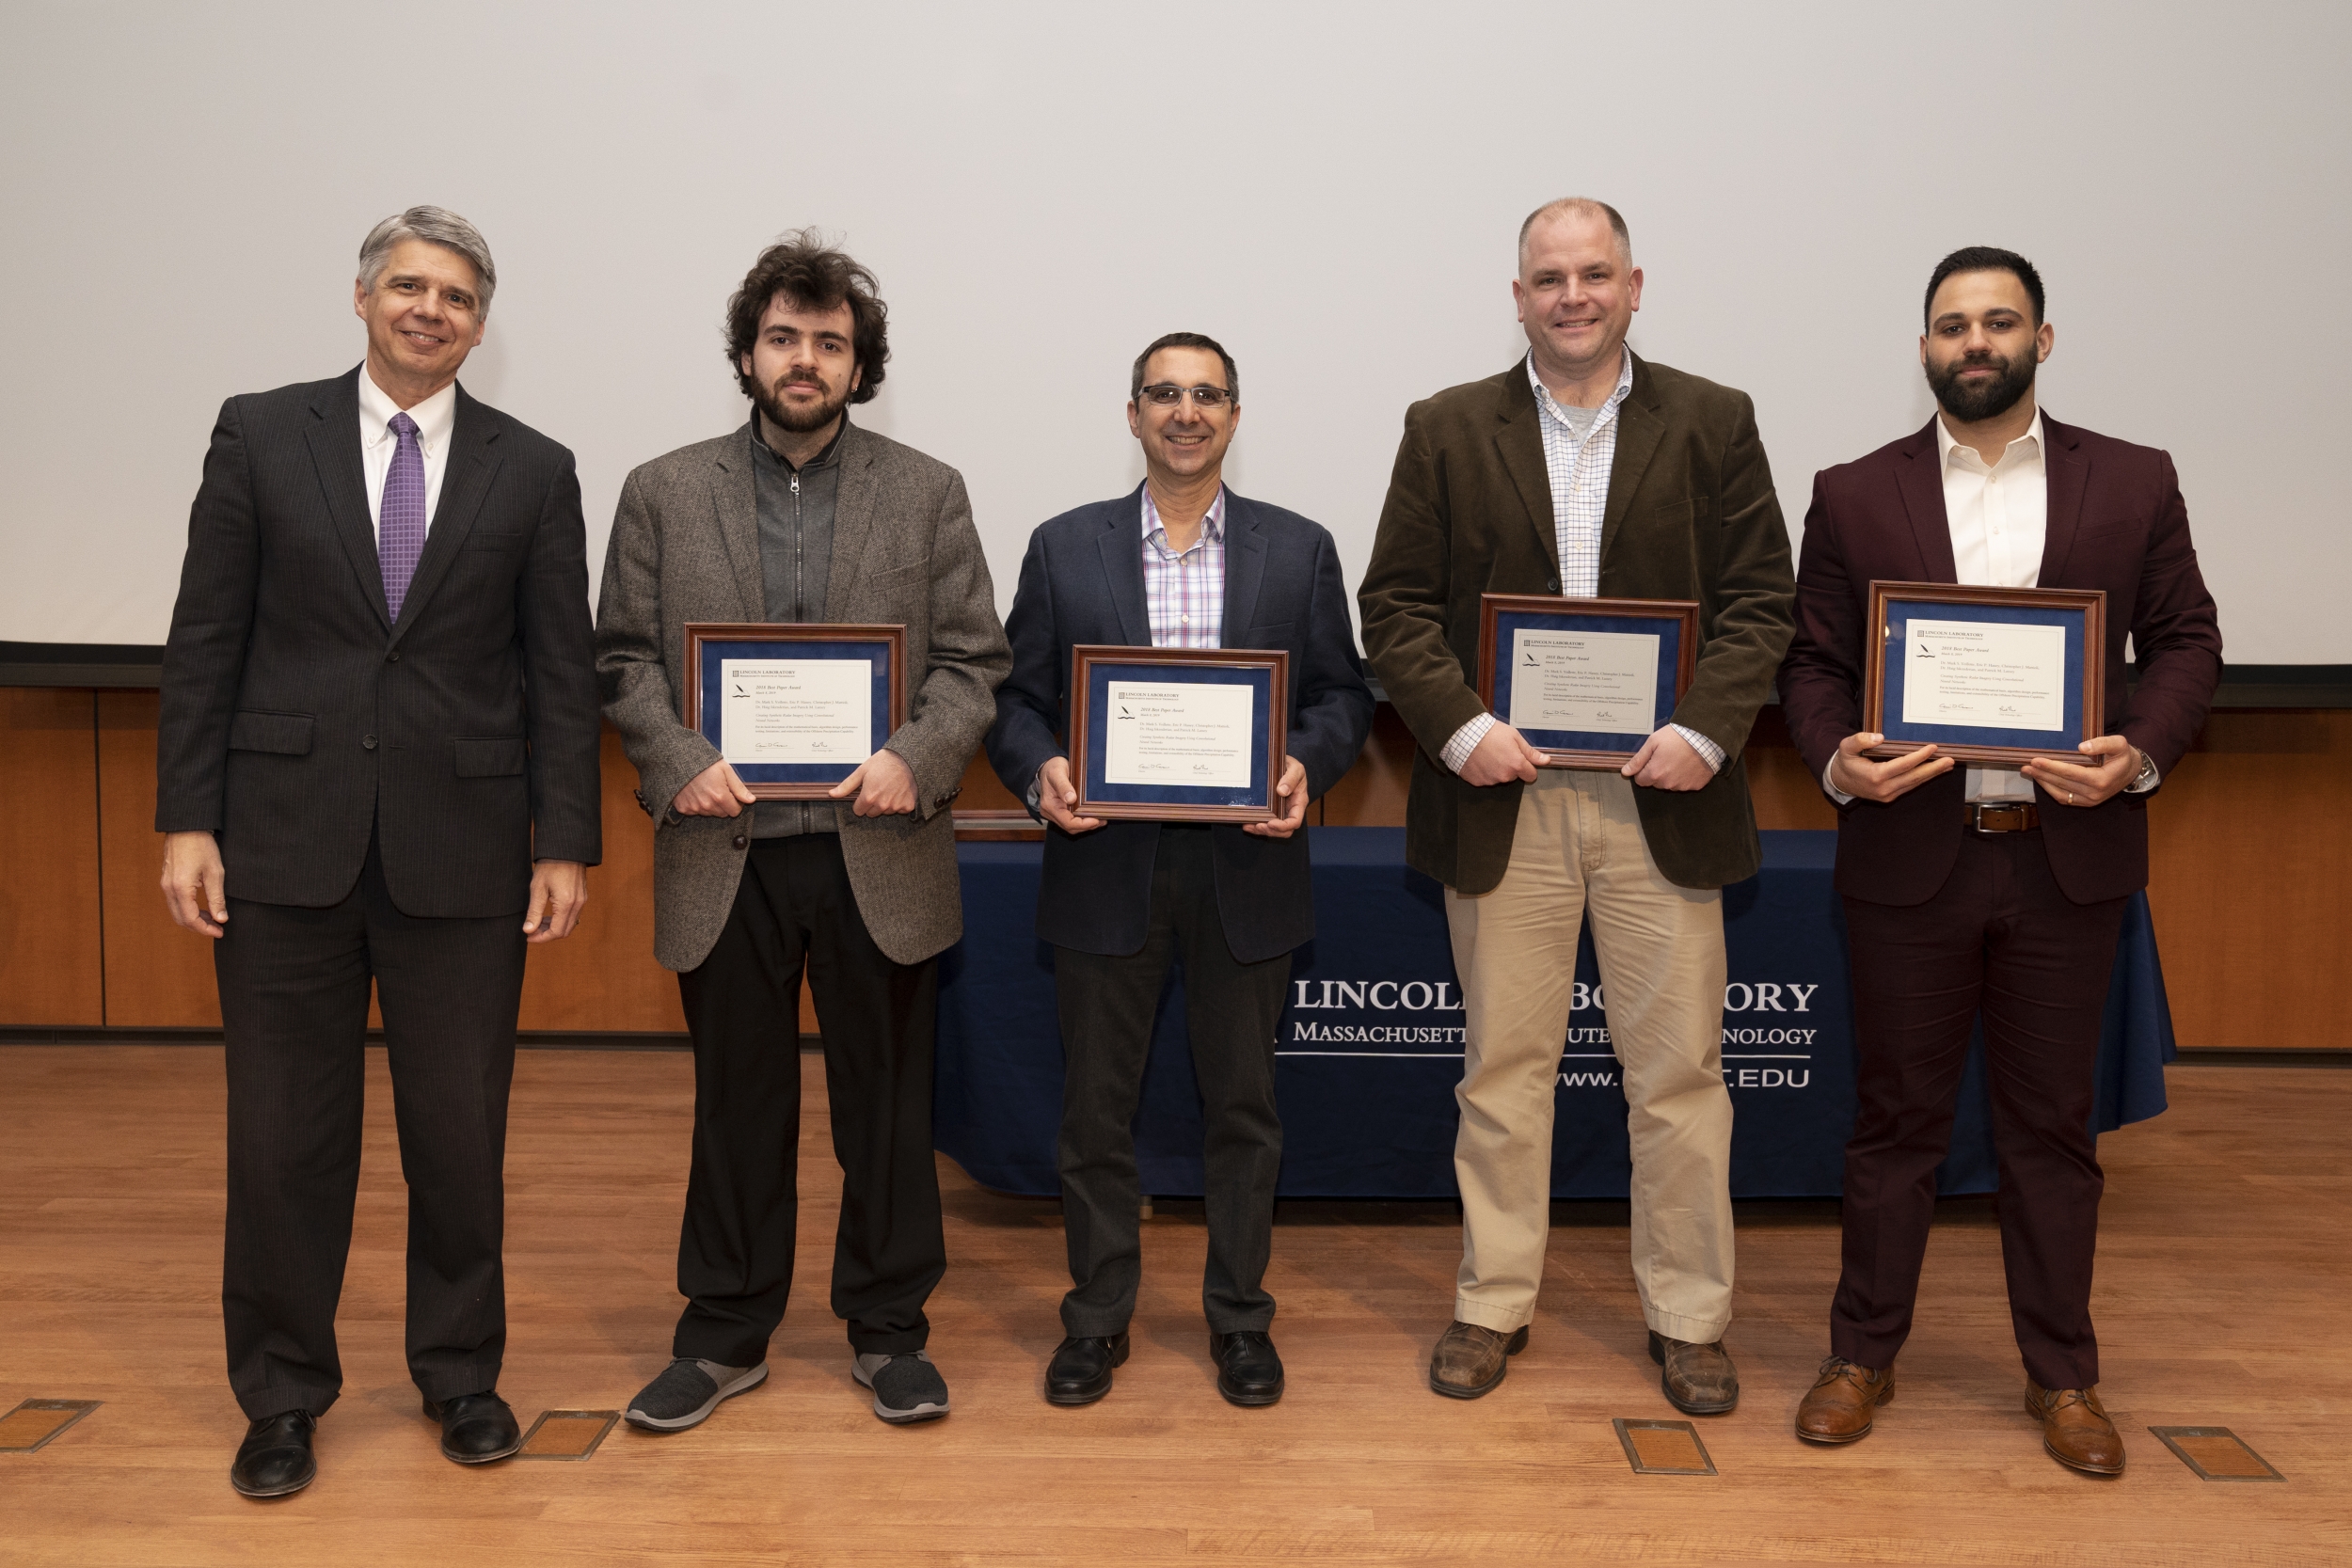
[{"left": 1777, "top": 247, "right": 2220, "bottom": 1475}]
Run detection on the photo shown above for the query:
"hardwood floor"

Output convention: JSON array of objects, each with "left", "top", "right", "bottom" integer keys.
[{"left": 2, "top": 1045, "right": 2343, "bottom": 1566}]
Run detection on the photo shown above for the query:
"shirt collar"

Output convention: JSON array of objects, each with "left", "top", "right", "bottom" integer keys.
[
  {"left": 1141, "top": 483, "right": 1226, "bottom": 545},
  {"left": 1526, "top": 346, "right": 1634, "bottom": 425},
  {"left": 752, "top": 412, "right": 850, "bottom": 472},
  {"left": 358, "top": 364, "right": 458, "bottom": 454},
  {"left": 1935, "top": 405, "right": 2044, "bottom": 472}
]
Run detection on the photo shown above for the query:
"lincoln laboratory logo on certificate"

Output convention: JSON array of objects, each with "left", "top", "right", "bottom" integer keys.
[{"left": 1281, "top": 976, "right": 1821, "bottom": 1091}]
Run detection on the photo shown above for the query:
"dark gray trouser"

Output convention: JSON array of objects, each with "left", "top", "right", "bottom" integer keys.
[
  {"left": 217, "top": 832, "right": 525, "bottom": 1420},
  {"left": 1053, "top": 825, "right": 1291, "bottom": 1338}
]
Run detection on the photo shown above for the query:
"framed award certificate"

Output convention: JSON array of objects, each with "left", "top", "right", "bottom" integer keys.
[
  {"left": 1475, "top": 594, "right": 1700, "bottom": 768},
  {"left": 1067, "top": 645, "right": 1289, "bottom": 823},
  {"left": 680, "top": 623, "right": 907, "bottom": 800},
  {"left": 1862, "top": 582, "right": 2106, "bottom": 766}
]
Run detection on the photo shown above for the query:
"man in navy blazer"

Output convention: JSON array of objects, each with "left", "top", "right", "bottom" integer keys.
[{"left": 986, "top": 332, "right": 1372, "bottom": 1408}]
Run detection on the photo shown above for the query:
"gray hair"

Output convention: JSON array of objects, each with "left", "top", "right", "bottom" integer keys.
[
  {"left": 358, "top": 206, "right": 498, "bottom": 315},
  {"left": 1518, "top": 197, "right": 1632, "bottom": 271}
]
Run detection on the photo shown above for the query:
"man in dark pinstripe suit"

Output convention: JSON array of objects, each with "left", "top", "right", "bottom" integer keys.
[{"left": 156, "top": 206, "right": 602, "bottom": 1497}]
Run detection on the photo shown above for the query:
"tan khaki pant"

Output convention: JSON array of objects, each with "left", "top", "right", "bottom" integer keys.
[{"left": 1445, "top": 769, "right": 1735, "bottom": 1342}]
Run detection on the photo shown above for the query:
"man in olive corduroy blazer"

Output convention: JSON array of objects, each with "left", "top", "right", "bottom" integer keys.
[{"left": 1359, "top": 198, "right": 1794, "bottom": 1416}]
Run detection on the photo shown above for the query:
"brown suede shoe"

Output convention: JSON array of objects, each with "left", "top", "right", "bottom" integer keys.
[
  {"left": 1794, "top": 1355, "right": 1895, "bottom": 1443},
  {"left": 1427, "top": 1321, "right": 1528, "bottom": 1399},
  {"left": 2026, "top": 1380, "right": 2125, "bottom": 1476},
  {"left": 1647, "top": 1330, "right": 1739, "bottom": 1415}
]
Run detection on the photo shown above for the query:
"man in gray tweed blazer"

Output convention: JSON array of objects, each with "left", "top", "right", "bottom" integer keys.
[{"left": 596, "top": 231, "right": 1009, "bottom": 1430}]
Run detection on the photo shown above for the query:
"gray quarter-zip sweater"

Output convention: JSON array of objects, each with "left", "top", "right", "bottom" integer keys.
[{"left": 749, "top": 415, "right": 846, "bottom": 838}]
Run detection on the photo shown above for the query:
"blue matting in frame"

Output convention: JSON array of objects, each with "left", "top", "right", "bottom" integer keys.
[
  {"left": 695, "top": 637, "right": 893, "bottom": 784},
  {"left": 1490, "top": 609, "right": 1686, "bottom": 752},
  {"left": 1879, "top": 599, "right": 2089, "bottom": 752},
  {"left": 1081, "top": 658, "right": 1273, "bottom": 809}
]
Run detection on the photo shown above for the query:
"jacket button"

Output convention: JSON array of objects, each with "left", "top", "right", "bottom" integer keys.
[
  {"left": 362, "top": 735, "right": 378, "bottom": 750},
  {"left": 732, "top": 834, "right": 748, "bottom": 849},
  {"left": 385, "top": 650, "right": 401, "bottom": 663},
  {"left": 1546, "top": 577, "right": 1561, "bottom": 594}
]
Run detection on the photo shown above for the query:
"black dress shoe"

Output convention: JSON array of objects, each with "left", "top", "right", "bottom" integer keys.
[
  {"left": 421, "top": 1390, "right": 521, "bottom": 1464},
  {"left": 1045, "top": 1332, "right": 1130, "bottom": 1405},
  {"left": 1211, "top": 1330, "right": 1284, "bottom": 1407},
  {"left": 230, "top": 1410, "right": 317, "bottom": 1498}
]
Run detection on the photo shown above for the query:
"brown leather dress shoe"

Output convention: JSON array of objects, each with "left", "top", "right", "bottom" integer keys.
[
  {"left": 2026, "top": 1380, "right": 2125, "bottom": 1475},
  {"left": 1647, "top": 1330, "right": 1739, "bottom": 1415},
  {"left": 1794, "top": 1356, "right": 1894, "bottom": 1443},
  {"left": 1428, "top": 1321, "right": 1528, "bottom": 1399}
]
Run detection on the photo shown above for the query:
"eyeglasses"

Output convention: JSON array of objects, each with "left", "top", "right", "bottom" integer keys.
[{"left": 1136, "top": 383, "right": 1234, "bottom": 409}]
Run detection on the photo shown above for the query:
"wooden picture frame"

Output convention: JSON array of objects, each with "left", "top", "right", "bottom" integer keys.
[
  {"left": 1861, "top": 582, "right": 2106, "bottom": 767},
  {"left": 1066, "top": 644, "right": 1290, "bottom": 823},
  {"left": 681, "top": 622, "right": 908, "bottom": 800},
  {"left": 1475, "top": 594, "right": 1701, "bottom": 769}
]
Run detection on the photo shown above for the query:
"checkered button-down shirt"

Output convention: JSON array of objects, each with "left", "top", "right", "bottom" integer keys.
[
  {"left": 1440, "top": 350, "right": 1724, "bottom": 775},
  {"left": 1141, "top": 484, "right": 1227, "bottom": 648}
]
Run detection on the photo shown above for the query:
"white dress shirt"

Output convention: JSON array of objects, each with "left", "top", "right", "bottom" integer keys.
[
  {"left": 1441, "top": 350, "right": 1724, "bottom": 776},
  {"left": 1824, "top": 406, "right": 2154, "bottom": 804},
  {"left": 357, "top": 367, "right": 458, "bottom": 539}
]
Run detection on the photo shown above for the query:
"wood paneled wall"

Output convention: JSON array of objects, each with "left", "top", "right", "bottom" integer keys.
[
  {"left": 0, "top": 689, "right": 103, "bottom": 1025},
  {"left": 0, "top": 687, "right": 2339, "bottom": 1048},
  {"left": 2143, "top": 710, "right": 2352, "bottom": 1050}
]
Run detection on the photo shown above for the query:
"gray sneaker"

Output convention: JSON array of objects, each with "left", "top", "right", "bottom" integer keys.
[
  {"left": 851, "top": 1350, "right": 950, "bottom": 1424},
  {"left": 624, "top": 1357, "right": 769, "bottom": 1432}
]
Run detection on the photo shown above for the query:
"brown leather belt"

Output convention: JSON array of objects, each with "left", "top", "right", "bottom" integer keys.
[{"left": 1963, "top": 801, "right": 2040, "bottom": 832}]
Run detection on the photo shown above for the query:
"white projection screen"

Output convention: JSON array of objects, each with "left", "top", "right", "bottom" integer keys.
[{"left": 3, "top": 1, "right": 2344, "bottom": 664}]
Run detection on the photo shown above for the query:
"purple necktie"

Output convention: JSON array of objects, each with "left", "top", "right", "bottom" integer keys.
[{"left": 380, "top": 411, "right": 427, "bottom": 622}]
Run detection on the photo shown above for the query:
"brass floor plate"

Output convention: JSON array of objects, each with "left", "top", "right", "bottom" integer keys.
[
  {"left": 0, "top": 1399, "right": 101, "bottom": 1452},
  {"left": 1613, "top": 1417, "right": 1717, "bottom": 1476},
  {"left": 516, "top": 1408, "right": 620, "bottom": 1460},
  {"left": 2149, "top": 1425, "right": 2284, "bottom": 1481}
]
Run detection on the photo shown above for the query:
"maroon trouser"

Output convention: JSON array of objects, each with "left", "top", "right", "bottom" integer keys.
[{"left": 1831, "top": 828, "right": 2127, "bottom": 1390}]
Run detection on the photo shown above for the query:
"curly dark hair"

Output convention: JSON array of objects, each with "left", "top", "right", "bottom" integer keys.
[{"left": 724, "top": 230, "right": 889, "bottom": 404}]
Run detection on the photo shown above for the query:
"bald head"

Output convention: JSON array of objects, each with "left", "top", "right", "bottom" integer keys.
[{"left": 1518, "top": 198, "right": 1631, "bottom": 273}]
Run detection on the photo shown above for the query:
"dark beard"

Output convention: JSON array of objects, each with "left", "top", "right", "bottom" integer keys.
[
  {"left": 753, "top": 373, "right": 850, "bottom": 435},
  {"left": 1927, "top": 348, "right": 2035, "bottom": 423}
]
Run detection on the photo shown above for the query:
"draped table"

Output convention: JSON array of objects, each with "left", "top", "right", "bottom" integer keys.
[{"left": 933, "top": 828, "right": 2174, "bottom": 1199}]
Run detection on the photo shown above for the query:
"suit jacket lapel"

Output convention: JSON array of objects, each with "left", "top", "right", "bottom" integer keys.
[
  {"left": 712, "top": 423, "right": 762, "bottom": 620},
  {"left": 822, "top": 423, "right": 878, "bottom": 621},
  {"left": 2037, "top": 414, "right": 2089, "bottom": 585},
  {"left": 1098, "top": 484, "right": 1151, "bottom": 645},
  {"left": 1597, "top": 355, "right": 1665, "bottom": 575},
  {"left": 1220, "top": 490, "right": 1267, "bottom": 645},
  {"left": 305, "top": 368, "right": 389, "bottom": 632},
  {"left": 389, "top": 386, "right": 502, "bottom": 641},
  {"left": 1494, "top": 358, "right": 1561, "bottom": 577},
  {"left": 1896, "top": 419, "right": 1958, "bottom": 581}
]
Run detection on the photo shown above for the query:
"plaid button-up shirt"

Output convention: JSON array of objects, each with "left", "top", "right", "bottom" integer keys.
[
  {"left": 1441, "top": 350, "right": 1724, "bottom": 774},
  {"left": 1141, "top": 484, "right": 1227, "bottom": 649}
]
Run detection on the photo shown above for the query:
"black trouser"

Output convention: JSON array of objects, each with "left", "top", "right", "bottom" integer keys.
[
  {"left": 216, "top": 832, "right": 525, "bottom": 1420},
  {"left": 1054, "top": 826, "right": 1291, "bottom": 1338},
  {"left": 1832, "top": 829, "right": 2128, "bottom": 1390},
  {"left": 673, "top": 835, "right": 943, "bottom": 1364}
]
